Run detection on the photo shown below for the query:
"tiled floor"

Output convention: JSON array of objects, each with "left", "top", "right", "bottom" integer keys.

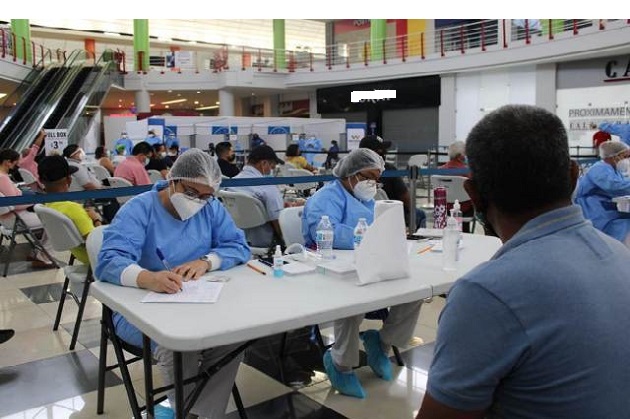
[{"left": 0, "top": 242, "right": 445, "bottom": 419}]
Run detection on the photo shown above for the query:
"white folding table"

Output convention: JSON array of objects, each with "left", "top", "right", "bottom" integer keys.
[{"left": 90, "top": 233, "right": 502, "bottom": 418}]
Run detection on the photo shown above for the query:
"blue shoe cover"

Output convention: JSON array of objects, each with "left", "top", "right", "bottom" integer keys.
[
  {"left": 323, "top": 350, "right": 366, "bottom": 399},
  {"left": 361, "top": 330, "right": 392, "bottom": 381},
  {"left": 153, "top": 404, "right": 174, "bottom": 419}
]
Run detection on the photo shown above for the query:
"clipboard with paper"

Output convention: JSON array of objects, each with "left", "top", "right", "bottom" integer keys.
[{"left": 355, "top": 200, "right": 410, "bottom": 285}]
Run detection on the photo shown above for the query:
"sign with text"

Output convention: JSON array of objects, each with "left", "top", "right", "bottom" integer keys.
[
  {"left": 45, "top": 130, "right": 68, "bottom": 156},
  {"left": 346, "top": 123, "right": 367, "bottom": 151}
]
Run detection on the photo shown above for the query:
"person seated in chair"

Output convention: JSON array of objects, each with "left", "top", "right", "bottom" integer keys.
[
  {"left": 301, "top": 148, "right": 423, "bottom": 399},
  {"left": 0, "top": 148, "right": 55, "bottom": 268},
  {"left": 215, "top": 141, "right": 240, "bottom": 178},
  {"left": 38, "top": 156, "right": 102, "bottom": 265},
  {"left": 96, "top": 149, "right": 251, "bottom": 418},
  {"left": 359, "top": 135, "right": 426, "bottom": 229},
  {"left": 439, "top": 141, "right": 474, "bottom": 232},
  {"left": 285, "top": 144, "right": 317, "bottom": 173},
  {"left": 145, "top": 143, "right": 170, "bottom": 179},
  {"left": 113, "top": 141, "right": 153, "bottom": 186},
  {"left": 229, "top": 145, "right": 285, "bottom": 250}
]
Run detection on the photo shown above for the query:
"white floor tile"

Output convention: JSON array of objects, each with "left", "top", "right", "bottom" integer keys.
[{"left": 0, "top": 326, "right": 83, "bottom": 368}]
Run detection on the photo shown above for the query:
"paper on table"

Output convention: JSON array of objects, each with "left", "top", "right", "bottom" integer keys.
[
  {"left": 355, "top": 200, "right": 410, "bottom": 285},
  {"left": 141, "top": 280, "right": 224, "bottom": 303}
]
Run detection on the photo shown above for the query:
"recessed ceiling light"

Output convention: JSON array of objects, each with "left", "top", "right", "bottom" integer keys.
[
  {"left": 216, "top": 101, "right": 220, "bottom": 105},
  {"left": 196, "top": 91, "right": 201, "bottom": 94},
  {"left": 194, "top": 101, "right": 199, "bottom": 105},
  {"left": 177, "top": 93, "right": 181, "bottom": 97},
  {"left": 0, "top": 93, "right": 7, "bottom": 99},
  {"left": 195, "top": 105, "right": 219, "bottom": 111},
  {"left": 118, "top": 99, "right": 122, "bottom": 102},
  {"left": 165, "top": 105, "right": 170, "bottom": 109},
  {"left": 150, "top": 103, "right": 155, "bottom": 107},
  {"left": 167, "top": 90, "right": 172, "bottom": 93}
]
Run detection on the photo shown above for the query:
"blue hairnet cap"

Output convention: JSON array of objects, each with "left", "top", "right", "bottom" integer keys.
[
  {"left": 167, "top": 148, "right": 222, "bottom": 190},
  {"left": 332, "top": 148, "right": 385, "bottom": 178}
]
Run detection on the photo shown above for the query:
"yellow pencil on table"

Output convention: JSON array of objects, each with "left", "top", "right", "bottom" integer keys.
[
  {"left": 246, "top": 262, "right": 267, "bottom": 275},
  {"left": 417, "top": 245, "right": 434, "bottom": 255}
]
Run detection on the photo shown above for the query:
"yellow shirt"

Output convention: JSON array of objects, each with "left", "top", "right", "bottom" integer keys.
[
  {"left": 286, "top": 156, "right": 309, "bottom": 170},
  {"left": 44, "top": 201, "right": 94, "bottom": 265}
]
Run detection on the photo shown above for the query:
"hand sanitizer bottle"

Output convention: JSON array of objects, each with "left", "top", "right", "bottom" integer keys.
[{"left": 273, "top": 245, "right": 284, "bottom": 278}]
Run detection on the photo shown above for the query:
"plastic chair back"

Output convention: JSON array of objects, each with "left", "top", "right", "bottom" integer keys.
[
  {"left": 288, "top": 168, "right": 318, "bottom": 192},
  {"left": 408, "top": 154, "right": 428, "bottom": 168},
  {"left": 216, "top": 190, "right": 268, "bottom": 230},
  {"left": 86, "top": 225, "right": 106, "bottom": 276},
  {"left": 87, "top": 164, "right": 111, "bottom": 182},
  {"left": 147, "top": 169, "right": 163, "bottom": 183},
  {"left": 106, "top": 177, "right": 134, "bottom": 204},
  {"left": 33, "top": 204, "right": 84, "bottom": 252},
  {"left": 18, "top": 168, "right": 38, "bottom": 184},
  {"left": 430, "top": 175, "right": 470, "bottom": 204},
  {"left": 278, "top": 206, "right": 305, "bottom": 245}
]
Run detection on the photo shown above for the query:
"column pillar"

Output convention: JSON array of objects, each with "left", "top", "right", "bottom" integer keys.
[
  {"left": 133, "top": 19, "right": 150, "bottom": 72},
  {"left": 308, "top": 92, "right": 320, "bottom": 118},
  {"left": 438, "top": 75, "right": 457, "bottom": 145},
  {"left": 11, "top": 19, "right": 32, "bottom": 63},
  {"left": 370, "top": 19, "right": 387, "bottom": 61},
  {"left": 219, "top": 89, "right": 235, "bottom": 116},
  {"left": 135, "top": 89, "right": 151, "bottom": 113},
  {"left": 273, "top": 19, "right": 286, "bottom": 70}
]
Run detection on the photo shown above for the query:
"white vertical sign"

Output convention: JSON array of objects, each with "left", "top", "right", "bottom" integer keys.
[
  {"left": 45, "top": 130, "right": 68, "bottom": 156},
  {"left": 346, "top": 128, "right": 365, "bottom": 151}
]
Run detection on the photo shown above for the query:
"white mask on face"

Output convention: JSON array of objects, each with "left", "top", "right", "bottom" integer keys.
[
  {"left": 169, "top": 189, "right": 206, "bottom": 221},
  {"left": 144, "top": 157, "right": 150, "bottom": 166},
  {"left": 74, "top": 150, "right": 85, "bottom": 161},
  {"left": 616, "top": 158, "right": 630, "bottom": 175},
  {"left": 353, "top": 180, "right": 377, "bottom": 201}
]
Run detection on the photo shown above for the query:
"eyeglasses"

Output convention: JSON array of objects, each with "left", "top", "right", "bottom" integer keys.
[
  {"left": 355, "top": 172, "right": 382, "bottom": 188},
  {"left": 180, "top": 183, "right": 214, "bottom": 202}
]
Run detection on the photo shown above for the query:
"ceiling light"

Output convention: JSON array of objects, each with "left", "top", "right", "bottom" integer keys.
[
  {"left": 215, "top": 101, "right": 220, "bottom": 105},
  {"left": 195, "top": 105, "right": 219, "bottom": 111},
  {"left": 177, "top": 93, "right": 181, "bottom": 97},
  {"left": 194, "top": 101, "right": 199, "bottom": 105},
  {"left": 104, "top": 32, "right": 121, "bottom": 37},
  {"left": 0, "top": 93, "right": 7, "bottom": 100},
  {"left": 196, "top": 91, "right": 201, "bottom": 94},
  {"left": 165, "top": 105, "right": 170, "bottom": 109},
  {"left": 161, "top": 98, "right": 187, "bottom": 105},
  {"left": 167, "top": 90, "right": 172, "bottom": 93}
]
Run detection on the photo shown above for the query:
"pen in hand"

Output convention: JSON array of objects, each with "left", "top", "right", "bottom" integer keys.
[{"left": 156, "top": 248, "right": 182, "bottom": 292}]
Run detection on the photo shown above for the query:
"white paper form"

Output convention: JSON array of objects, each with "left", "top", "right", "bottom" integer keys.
[{"left": 141, "top": 279, "right": 224, "bottom": 303}]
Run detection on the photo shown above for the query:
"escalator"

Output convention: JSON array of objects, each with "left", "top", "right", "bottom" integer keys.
[
  {"left": 0, "top": 66, "right": 65, "bottom": 146},
  {"left": 0, "top": 49, "right": 122, "bottom": 151}
]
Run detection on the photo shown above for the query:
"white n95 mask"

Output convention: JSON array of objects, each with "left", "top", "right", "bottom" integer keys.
[
  {"left": 170, "top": 193, "right": 206, "bottom": 221},
  {"left": 353, "top": 180, "right": 377, "bottom": 201},
  {"left": 616, "top": 158, "right": 630, "bottom": 176}
]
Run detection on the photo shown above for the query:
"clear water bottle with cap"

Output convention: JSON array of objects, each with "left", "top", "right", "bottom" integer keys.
[
  {"left": 451, "top": 200, "right": 463, "bottom": 232},
  {"left": 273, "top": 245, "right": 284, "bottom": 278},
  {"left": 316, "top": 215, "right": 334, "bottom": 260},
  {"left": 353, "top": 218, "right": 369, "bottom": 251},
  {"left": 442, "top": 214, "right": 459, "bottom": 271}
]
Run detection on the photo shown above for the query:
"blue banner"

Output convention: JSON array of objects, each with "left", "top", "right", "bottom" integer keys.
[
  {"left": 267, "top": 126, "right": 290, "bottom": 135},
  {"left": 211, "top": 126, "right": 237, "bottom": 135}
]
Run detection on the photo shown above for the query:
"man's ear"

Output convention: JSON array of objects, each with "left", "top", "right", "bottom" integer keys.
[
  {"left": 464, "top": 178, "right": 484, "bottom": 213},
  {"left": 569, "top": 160, "right": 579, "bottom": 192}
]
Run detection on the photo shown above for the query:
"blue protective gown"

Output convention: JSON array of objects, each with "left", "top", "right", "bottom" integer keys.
[
  {"left": 145, "top": 135, "right": 163, "bottom": 146},
  {"left": 113, "top": 138, "right": 134, "bottom": 156},
  {"left": 95, "top": 181, "right": 251, "bottom": 348},
  {"left": 302, "top": 180, "right": 374, "bottom": 250},
  {"left": 599, "top": 123, "right": 630, "bottom": 146},
  {"left": 575, "top": 160, "right": 630, "bottom": 242}
]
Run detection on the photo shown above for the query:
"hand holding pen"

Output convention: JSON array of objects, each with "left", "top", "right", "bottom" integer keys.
[{"left": 143, "top": 248, "right": 183, "bottom": 293}]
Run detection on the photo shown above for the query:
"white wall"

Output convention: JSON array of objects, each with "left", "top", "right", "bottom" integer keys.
[{"left": 454, "top": 66, "right": 537, "bottom": 142}]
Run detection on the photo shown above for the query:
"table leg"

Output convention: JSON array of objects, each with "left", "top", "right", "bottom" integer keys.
[
  {"left": 143, "top": 334, "right": 154, "bottom": 418},
  {"left": 173, "top": 351, "right": 184, "bottom": 419}
]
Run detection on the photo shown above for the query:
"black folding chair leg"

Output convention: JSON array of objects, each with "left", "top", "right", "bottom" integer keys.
[
  {"left": 97, "top": 308, "right": 108, "bottom": 415},
  {"left": 232, "top": 384, "right": 248, "bottom": 419},
  {"left": 392, "top": 346, "right": 405, "bottom": 367},
  {"left": 53, "top": 276, "right": 71, "bottom": 331},
  {"left": 69, "top": 275, "right": 93, "bottom": 350}
]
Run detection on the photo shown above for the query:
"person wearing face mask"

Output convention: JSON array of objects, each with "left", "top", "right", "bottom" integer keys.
[
  {"left": 574, "top": 141, "right": 630, "bottom": 247},
  {"left": 301, "top": 148, "right": 423, "bottom": 399},
  {"left": 229, "top": 145, "right": 285, "bottom": 250},
  {"left": 438, "top": 140, "right": 474, "bottom": 232},
  {"left": 113, "top": 141, "right": 153, "bottom": 186},
  {"left": 359, "top": 135, "right": 426, "bottom": 230},
  {"left": 417, "top": 105, "right": 630, "bottom": 419},
  {"left": 95, "top": 146, "right": 115, "bottom": 176},
  {"left": 215, "top": 141, "right": 240, "bottom": 178},
  {"left": 145, "top": 144, "right": 171, "bottom": 177},
  {"left": 114, "top": 132, "right": 134, "bottom": 156},
  {"left": 97, "top": 148, "right": 251, "bottom": 418}
]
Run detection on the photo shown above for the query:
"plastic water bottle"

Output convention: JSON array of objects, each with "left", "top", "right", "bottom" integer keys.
[
  {"left": 442, "top": 214, "right": 459, "bottom": 271},
  {"left": 451, "top": 200, "right": 463, "bottom": 232},
  {"left": 273, "top": 245, "right": 284, "bottom": 278},
  {"left": 353, "top": 218, "right": 369, "bottom": 251},
  {"left": 316, "top": 215, "right": 334, "bottom": 260}
]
